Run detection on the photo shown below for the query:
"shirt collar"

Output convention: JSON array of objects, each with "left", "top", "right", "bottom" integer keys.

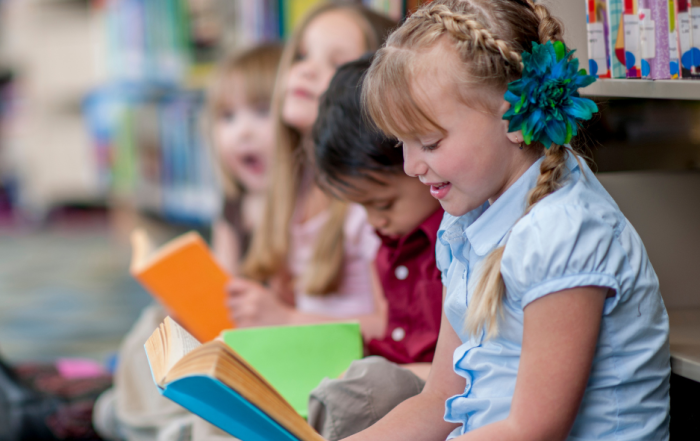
[
  {"left": 418, "top": 207, "right": 445, "bottom": 247},
  {"left": 377, "top": 207, "right": 444, "bottom": 249},
  {"left": 466, "top": 151, "right": 581, "bottom": 256},
  {"left": 437, "top": 151, "right": 582, "bottom": 258}
]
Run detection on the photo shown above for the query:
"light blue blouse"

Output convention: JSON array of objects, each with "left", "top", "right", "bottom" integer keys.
[{"left": 437, "top": 153, "right": 670, "bottom": 440}]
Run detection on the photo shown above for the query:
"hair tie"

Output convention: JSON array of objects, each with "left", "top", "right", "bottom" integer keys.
[{"left": 502, "top": 40, "right": 598, "bottom": 149}]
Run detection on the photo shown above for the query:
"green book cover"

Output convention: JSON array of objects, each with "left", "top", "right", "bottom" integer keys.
[{"left": 222, "top": 322, "right": 362, "bottom": 419}]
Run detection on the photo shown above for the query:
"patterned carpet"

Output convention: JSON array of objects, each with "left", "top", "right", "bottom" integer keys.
[{"left": 0, "top": 226, "right": 151, "bottom": 365}]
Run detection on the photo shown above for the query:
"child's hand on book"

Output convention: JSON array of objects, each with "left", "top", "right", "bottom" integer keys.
[{"left": 225, "top": 278, "right": 294, "bottom": 327}]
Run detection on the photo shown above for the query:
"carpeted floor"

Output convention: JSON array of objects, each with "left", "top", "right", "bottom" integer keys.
[{"left": 0, "top": 226, "right": 151, "bottom": 365}]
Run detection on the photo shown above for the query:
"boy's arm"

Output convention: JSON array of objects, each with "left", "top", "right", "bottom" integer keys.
[
  {"left": 344, "top": 287, "right": 463, "bottom": 441},
  {"left": 452, "top": 286, "right": 607, "bottom": 441}
]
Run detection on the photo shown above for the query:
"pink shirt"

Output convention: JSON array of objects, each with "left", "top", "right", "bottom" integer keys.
[{"left": 289, "top": 203, "right": 379, "bottom": 317}]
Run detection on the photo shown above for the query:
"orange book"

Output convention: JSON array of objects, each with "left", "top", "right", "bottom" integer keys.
[{"left": 130, "top": 229, "right": 235, "bottom": 342}]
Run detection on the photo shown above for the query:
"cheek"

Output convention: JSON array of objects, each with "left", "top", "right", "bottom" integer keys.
[
  {"left": 317, "top": 65, "right": 336, "bottom": 93},
  {"left": 214, "top": 124, "right": 235, "bottom": 154}
]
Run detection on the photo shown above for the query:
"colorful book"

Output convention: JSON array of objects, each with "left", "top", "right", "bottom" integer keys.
[
  {"left": 624, "top": 0, "right": 643, "bottom": 77},
  {"left": 587, "top": 0, "right": 612, "bottom": 77},
  {"left": 608, "top": 0, "right": 628, "bottom": 77},
  {"left": 145, "top": 317, "right": 362, "bottom": 441},
  {"left": 669, "top": 0, "right": 682, "bottom": 78},
  {"left": 676, "top": 0, "right": 696, "bottom": 77},
  {"left": 690, "top": 0, "right": 700, "bottom": 75},
  {"left": 639, "top": 0, "right": 671, "bottom": 78},
  {"left": 280, "top": 0, "right": 324, "bottom": 38},
  {"left": 130, "top": 229, "right": 234, "bottom": 342},
  {"left": 222, "top": 323, "right": 363, "bottom": 419}
]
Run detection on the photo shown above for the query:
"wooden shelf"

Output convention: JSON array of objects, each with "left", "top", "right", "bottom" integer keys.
[
  {"left": 668, "top": 308, "right": 700, "bottom": 383},
  {"left": 581, "top": 79, "right": 700, "bottom": 100}
]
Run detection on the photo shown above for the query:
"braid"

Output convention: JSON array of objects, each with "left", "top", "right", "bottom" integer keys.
[
  {"left": 363, "top": 0, "right": 576, "bottom": 340},
  {"left": 525, "top": 0, "right": 564, "bottom": 43},
  {"left": 414, "top": 4, "right": 523, "bottom": 71},
  {"left": 526, "top": 144, "right": 569, "bottom": 212}
]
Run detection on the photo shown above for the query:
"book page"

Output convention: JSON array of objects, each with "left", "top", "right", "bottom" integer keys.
[{"left": 164, "top": 316, "right": 202, "bottom": 372}]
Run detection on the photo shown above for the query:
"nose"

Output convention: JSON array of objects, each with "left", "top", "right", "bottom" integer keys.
[
  {"left": 367, "top": 210, "right": 388, "bottom": 229},
  {"left": 297, "top": 58, "right": 318, "bottom": 80},
  {"left": 403, "top": 145, "right": 428, "bottom": 178}
]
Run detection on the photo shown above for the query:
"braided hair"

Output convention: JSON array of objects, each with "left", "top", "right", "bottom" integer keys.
[{"left": 363, "top": 0, "right": 573, "bottom": 338}]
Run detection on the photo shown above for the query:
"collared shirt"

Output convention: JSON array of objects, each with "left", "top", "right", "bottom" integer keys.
[
  {"left": 437, "top": 153, "right": 670, "bottom": 440},
  {"left": 368, "top": 208, "right": 444, "bottom": 364}
]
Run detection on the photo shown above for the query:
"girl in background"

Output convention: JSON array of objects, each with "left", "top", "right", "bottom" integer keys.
[
  {"left": 226, "top": 4, "right": 396, "bottom": 341},
  {"left": 344, "top": 0, "right": 670, "bottom": 440},
  {"left": 208, "top": 43, "right": 282, "bottom": 274},
  {"left": 92, "top": 44, "right": 283, "bottom": 441}
]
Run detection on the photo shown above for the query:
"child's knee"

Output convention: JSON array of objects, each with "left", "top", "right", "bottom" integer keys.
[{"left": 308, "top": 356, "right": 425, "bottom": 440}]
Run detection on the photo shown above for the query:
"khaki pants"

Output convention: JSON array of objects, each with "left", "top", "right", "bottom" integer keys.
[{"left": 308, "top": 356, "right": 425, "bottom": 441}]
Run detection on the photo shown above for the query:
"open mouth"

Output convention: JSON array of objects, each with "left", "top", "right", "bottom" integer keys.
[
  {"left": 240, "top": 154, "right": 265, "bottom": 174},
  {"left": 429, "top": 182, "right": 451, "bottom": 199}
]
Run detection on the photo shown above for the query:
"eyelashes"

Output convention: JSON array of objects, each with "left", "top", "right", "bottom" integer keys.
[
  {"left": 421, "top": 141, "right": 440, "bottom": 152},
  {"left": 394, "top": 140, "right": 441, "bottom": 151}
]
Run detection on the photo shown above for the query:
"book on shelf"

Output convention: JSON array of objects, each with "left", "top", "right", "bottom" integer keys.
[
  {"left": 674, "top": 0, "right": 696, "bottom": 77},
  {"left": 669, "top": 0, "right": 682, "bottom": 78},
  {"left": 607, "top": 0, "right": 628, "bottom": 78},
  {"left": 130, "top": 229, "right": 234, "bottom": 342},
  {"left": 690, "top": 0, "right": 700, "bottom": 76},
  {"left": 623, "top": 0, "right": 643, "bottom": 78},
  {"left": 587, "top": 0, "right": 612, "bottom": 78},
  {"left": 639, "top": 0, "right": 671, "bottom": 79},
  {"left": 363, "top": 0, "right": 404, "bottom": 21},
  {"left": 144, "top": 316, "right": 363, "bottom": 441}
]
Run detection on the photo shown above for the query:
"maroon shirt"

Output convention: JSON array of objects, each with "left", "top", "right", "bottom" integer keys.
[{"left": 367, "top": 208, "right": 444, "bottom": 364}]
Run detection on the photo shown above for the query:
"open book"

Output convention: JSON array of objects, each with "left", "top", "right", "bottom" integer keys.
[
  {"left": 145, "top": 317, "right": 362, "bottom": 441},
  {"left": 130, "top": 229, "right": 234, "bottom": 342}
]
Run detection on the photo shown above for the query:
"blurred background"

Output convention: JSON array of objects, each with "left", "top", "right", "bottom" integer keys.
[
  {"left": 0, "top": 0, "right": 410, "bottom": 366},
  {"left": 0, "top": 0, "right": 698, "bottom": 367}
]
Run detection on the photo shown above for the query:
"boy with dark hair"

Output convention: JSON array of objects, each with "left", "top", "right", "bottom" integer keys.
[{"left": 309, "top": 54, "right": 444, "bottom": 441}]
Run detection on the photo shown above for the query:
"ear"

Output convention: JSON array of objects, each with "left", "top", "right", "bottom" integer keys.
[
  {"left": 506, "top": 129, "right": 524, "bottom": 146},
  {"left": 499, "top": 99, "right": 522, "bottom": 146}
]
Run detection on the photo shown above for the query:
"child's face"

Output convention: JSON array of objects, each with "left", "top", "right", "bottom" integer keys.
[
  {"left": 214, "top": 73, "right": 275, "bottom": 194},
  {"left": 282, "top": 10, "right": 366, "bottom": 134},
  {"left": 341, "top": 172, "right": 441, "bottom": 239},
  {"left": 398, "top": 49, "right": 530, "bottom": 217}
]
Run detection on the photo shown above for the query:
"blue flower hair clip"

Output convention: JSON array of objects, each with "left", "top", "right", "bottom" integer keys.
[{"left": 503, "top": 40, "right": 598, "bottom": 149}]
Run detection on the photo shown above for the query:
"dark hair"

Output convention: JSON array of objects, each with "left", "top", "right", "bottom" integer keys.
[{"left": 312, "top": 53, "right": 403, "bottom": 195}]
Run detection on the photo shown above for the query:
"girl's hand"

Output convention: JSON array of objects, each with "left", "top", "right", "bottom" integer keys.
[{"left": 225, "top": 278, "right": 293, "bottom": 328}]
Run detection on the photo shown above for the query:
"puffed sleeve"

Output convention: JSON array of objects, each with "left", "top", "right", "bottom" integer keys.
[{"left": 501, "top": 204, "right": 624, "bottom": 310}]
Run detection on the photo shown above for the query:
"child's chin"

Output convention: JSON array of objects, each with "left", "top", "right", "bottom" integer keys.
[{"left": 440, "top": 201, "right": 472, "bottom": 218}]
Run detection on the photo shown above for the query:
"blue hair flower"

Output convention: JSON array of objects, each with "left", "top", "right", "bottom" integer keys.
[{"left": 503, "top": 40, "right": 598, "bottom": 149}]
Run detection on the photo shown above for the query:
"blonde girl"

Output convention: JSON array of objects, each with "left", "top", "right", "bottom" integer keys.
[
  {"left": 93, "top": 44, "right": 284, "bottom": 441},
  {"left": 207, "top": 43, "right": 283, "bottom": 273},
  {"left": 347, "top": 0, "right": 670, "bottom": 440},
  {"left": 225, "top": 4, "right": 396, "bottom": 337}
]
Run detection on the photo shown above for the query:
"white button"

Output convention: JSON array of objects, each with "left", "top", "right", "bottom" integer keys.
[
  {"left": 391, "top": 327, "right": 405, "bottom": 342},
  {"left": 394, "top": 265, "right": 409, "bottom": 280}
]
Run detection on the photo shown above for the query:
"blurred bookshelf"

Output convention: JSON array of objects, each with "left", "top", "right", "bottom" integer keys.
[
  {"left": 85, "top": 0, "right": 425, "bottom": 228},
  {"left": 548, "top": 0, "right": 700, "bottom": 100}
]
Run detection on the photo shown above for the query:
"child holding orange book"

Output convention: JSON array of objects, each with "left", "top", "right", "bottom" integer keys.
[
  {"left": 92, "top": 44, "right": 283, "bottom": 441},
  {"left": 225, "top": 4, "right": 396, "bottom": 340}
]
